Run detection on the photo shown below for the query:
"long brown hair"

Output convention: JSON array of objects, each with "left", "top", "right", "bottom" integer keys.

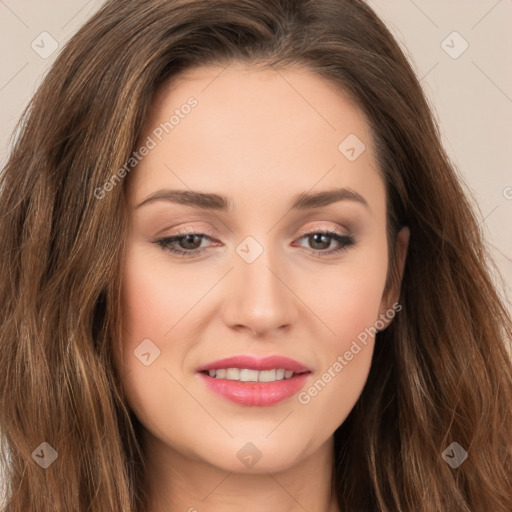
[{"left": 1, "top": 1, "right": 511, "bottom": 510}]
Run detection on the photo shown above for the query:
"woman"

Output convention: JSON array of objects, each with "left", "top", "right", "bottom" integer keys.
[{"left": 1, "top": 0, "right": 511, "bottom": 511}]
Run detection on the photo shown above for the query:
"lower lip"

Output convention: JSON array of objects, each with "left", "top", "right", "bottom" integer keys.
[{"left": 198, "top": 372, "right": 310, "bottom": 406}]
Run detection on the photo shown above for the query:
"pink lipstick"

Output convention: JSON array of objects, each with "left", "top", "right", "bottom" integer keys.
[{"left": 196, "top": 355, "right": 311, "bottom": 407}]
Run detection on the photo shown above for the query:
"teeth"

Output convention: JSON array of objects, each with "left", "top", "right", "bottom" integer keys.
[
  {"left": 240, "top": 369, "right": 259, "bottom": 382},
  {"left": 226, "top": 368, "right": 240, "bottom": 380},
  {"left": 205, "top": 368, "right": 299, "bottom": 382},
  {"left": 258, "top": 369, "right": 276, "bottom": 382}
]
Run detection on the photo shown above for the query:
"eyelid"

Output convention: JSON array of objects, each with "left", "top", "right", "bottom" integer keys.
[
  {"left": 158, "top": 224, "right": 217, "bottom": 238},
  {"left": 299, "top": 223, "right": 349, "bottom": 236},
  {"left": 164, "top": 222, "right": 351, "bottom": 241}
]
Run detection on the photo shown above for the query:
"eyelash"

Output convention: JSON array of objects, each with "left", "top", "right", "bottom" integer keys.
[{"left": 153, "top": 227, "right": 356, "bottom": 258}]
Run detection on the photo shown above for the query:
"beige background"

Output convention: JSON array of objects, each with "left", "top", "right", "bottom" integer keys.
[{"left": 1, "top": 0, "right": 511, "bottom": 310}]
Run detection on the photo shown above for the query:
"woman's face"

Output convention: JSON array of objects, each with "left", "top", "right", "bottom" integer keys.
[{"left": 118, "top": 62, "right": 408, "bottom": 473}]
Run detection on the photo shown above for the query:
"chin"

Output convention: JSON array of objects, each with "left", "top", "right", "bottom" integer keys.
[{"left": 197, "top": 436, "right": 310, "bottom": 474}]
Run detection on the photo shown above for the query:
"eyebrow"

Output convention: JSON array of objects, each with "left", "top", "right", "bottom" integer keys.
[{"left": 135, "top": 187, "right": 369, "bottom": 211}]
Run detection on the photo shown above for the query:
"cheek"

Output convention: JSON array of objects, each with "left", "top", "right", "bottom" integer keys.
[
  {"left": 118, "top": 249, "right": 200, "bottom": 443},
  {"left": 300, "top": 243, "right": 388, "bottom": 349},
  {"left": 286, "top": 251, "right": 388, "bottom": 428},
  {"left": 120, "top": 245, "right": 207, "bottom": 343},
  {"left": 296, "top": 283, "right": 381, "bottom": 427},
  {"left": 117, "top": 249, "right": 180, "bottom": 399}
]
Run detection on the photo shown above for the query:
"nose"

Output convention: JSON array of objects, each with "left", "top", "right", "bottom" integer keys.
[{"left": 220, "top": 242, "right": 297, "bottom": 337}]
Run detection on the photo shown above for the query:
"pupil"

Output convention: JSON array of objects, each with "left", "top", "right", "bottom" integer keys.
[
  {"left": 311, "top": 233, "right": 329, "bottom": 249},
  {"left": 182, "top": 234, "right": 200, "bottom": 249}
]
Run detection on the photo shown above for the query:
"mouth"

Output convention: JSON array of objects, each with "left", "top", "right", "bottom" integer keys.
[
  {"left": 196, "top": 355, "right": 312, "bottom": 406},
  {"left": 199, "top": 368, "right": 308, "bottom": 382}
]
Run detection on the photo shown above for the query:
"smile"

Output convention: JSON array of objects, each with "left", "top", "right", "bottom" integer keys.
[
  {"left": 196, "top": 355, "right": 312, "bottom": 407},
  {"left": 200, "top": 368, "right": 299, "bottom": 382}
]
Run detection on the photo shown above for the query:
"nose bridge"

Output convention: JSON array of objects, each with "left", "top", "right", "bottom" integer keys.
[{"left": 223, "top": 233, "right": 295, "bottom": 334}]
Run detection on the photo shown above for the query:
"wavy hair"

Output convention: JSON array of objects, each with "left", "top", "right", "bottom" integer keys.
[{"left": 1, "top": 0, "right": 511, "bottom": 510}]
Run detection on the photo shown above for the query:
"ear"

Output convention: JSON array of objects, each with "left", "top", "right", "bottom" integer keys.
[{"left": 377, "top": 226, "right": 410, "bottom": 330}]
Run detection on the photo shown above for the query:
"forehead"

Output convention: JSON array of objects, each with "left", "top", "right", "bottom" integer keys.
[
  {"left": 146, "top": 62, "right": 373, "bottom": 148},
  {"left": 127, "top": 62, "right": 384, "bottom": 216}
]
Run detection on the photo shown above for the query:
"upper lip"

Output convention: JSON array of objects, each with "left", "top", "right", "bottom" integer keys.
[{"left": 197, "top": 355, "right": 311, "bottom": 373}]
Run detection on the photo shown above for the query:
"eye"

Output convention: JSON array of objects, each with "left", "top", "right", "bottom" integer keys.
[
  {"left": 293, "top": 228, "right": 356, "bottom": 257},
  {"left": 153, "top": 227, "right": 356, "bottom": 258},
  {"left": 154, "top": 232, "right": 214, "bottom": 256}
]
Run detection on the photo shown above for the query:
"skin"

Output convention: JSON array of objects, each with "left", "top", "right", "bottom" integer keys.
[{"left": 117, "top": 62, "right": 410, "bottom": 512}]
